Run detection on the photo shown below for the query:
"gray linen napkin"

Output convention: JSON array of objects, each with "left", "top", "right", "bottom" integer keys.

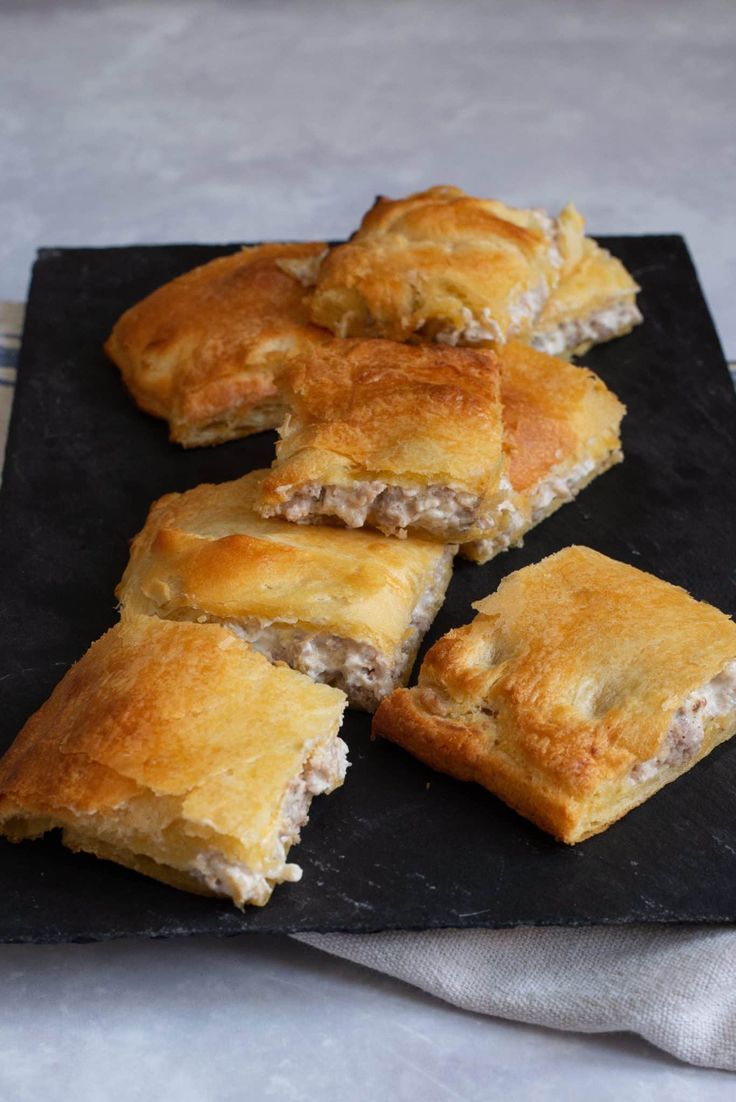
[{"left": 2, "top": 300, "right": 735, "bottom": 1072}]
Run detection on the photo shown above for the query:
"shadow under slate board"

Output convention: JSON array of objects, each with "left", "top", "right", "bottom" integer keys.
[{"left": 0, "top": 237, "right": 735, "bottom": 944}]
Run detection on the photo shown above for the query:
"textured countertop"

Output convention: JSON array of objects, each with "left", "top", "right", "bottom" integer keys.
[{"left": 1, "top": 2, "right": 735, "bottom": 1097}]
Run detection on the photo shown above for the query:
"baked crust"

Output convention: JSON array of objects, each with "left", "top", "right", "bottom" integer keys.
[
  {"left": 373, "top": 547, "right": 736, "bottom": 843},
  {"left": 310, "top": 186, "right": 583, "bottom": 345},
  {"left": 257, "top": 338, "right": 505, "bottom": 537},
  {"left": 116, "top": 469, "right": 453, "bottom": 676},
  {"left": 0, "top": 616, "right": 347, "bottom": 905},
  {"left": 104, "top": 242, "right": 329, "bottom": 447},
  {"left": 530, "top": 239, "right": 642, "bottom": 356},
  {"left": 461, "top": 341, "right": 625, "bottom": 563}
]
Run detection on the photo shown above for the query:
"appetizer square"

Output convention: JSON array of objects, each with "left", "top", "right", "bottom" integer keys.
[
  {"left": 105, "top": 242, "right": 329, "bottom": 447},
  {"left": 0, "top": 615, "right": 348, "bottom": 908},
  {"left": 309, "top": 186, "right": 585, "bottom": 346},
  {"left": 373, "top": 547, "right": 736, "bottom": 844},
  {"left": 462, "top": 342, "right": 625, "bottom": 564},
  {"left": 530, "top": 239, "right": 642, "bottom": 358},
  {"left": 258, "top": 338, "right": 506, "bottom": 543},
  {"left": 116, "top": 471, "right": 455, "bottom": 712}
]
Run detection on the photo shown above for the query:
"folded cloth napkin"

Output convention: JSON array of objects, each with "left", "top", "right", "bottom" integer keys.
[
  {"left": 297, "top": 926, "right": 736, "bottom": 1070},
  {"left": 2, "top": 299, "right": 735, "bottom": 1072}
]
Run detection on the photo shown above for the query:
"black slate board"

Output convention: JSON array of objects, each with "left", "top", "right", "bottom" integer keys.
[{"left": 1, "top": 237, "right": 736, "bottom": 944}]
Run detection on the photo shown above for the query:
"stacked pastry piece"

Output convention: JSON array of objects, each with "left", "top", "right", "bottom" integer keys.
[
  {"left": 104, "top": 186, "right": 641, "bottom": 449},
  {"left": 4, "top": 185, "right": 688, "bottom": 913},
  {"left": 256, "top": 338, "right": 625, "bottom": 566},
  {"left": 310, "top": 186, "right": 641, "bottom": 355}
]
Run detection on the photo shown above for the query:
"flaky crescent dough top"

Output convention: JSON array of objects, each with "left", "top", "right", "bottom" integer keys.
[
  {"left": 0, "top": 616, "right": 346, "bottom": 875},
  {"left": 116, "top": 471, "right": 451, "bottom": 655},
  {"left": 105, "top": 242, "right": 329, "bottom": 445},
  {"left": 260, "top": 338, "right": 504, "bottom": 499},
  {"left": 497, "top": 341, "right": 625, "bottom": 493},
  {"left": 310, "top": 186, "right": 584, "bottom": 344},
  {"left": 418, "top": 547, "right": 736, "bottom": 799}
]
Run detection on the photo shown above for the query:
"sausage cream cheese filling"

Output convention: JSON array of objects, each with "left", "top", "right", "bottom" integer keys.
[
  {"left": 190, "top": 736, "right": 349, "bottom": 906},
  {"left": 630, "top": 660, "right": 736, "bottom": 785},
  {"left": 263, "top": 480, "right": 513, "bottom": 541},
  {"left": 530, "top": 299, "right": 643, "bottom": 358}
]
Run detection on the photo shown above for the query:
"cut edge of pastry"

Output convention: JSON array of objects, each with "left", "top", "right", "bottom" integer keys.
[
  {"left": 460, "top": 437, "right": 622, "bottom": 565},
  {"left": 0, "top": 730, "right": 349, "bottom": 909},
  {"left": 258, "top": 473, "right": 514, "bottom": 544},
  {"left": 529, "top": 296, "right": 643, "bottom": 359},
  {"left": 373, "top": 659, "right": 736, "bottom": 845}
]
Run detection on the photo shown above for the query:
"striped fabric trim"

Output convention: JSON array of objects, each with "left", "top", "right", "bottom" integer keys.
[{"left": 0, "top": 302, "right": 24, "bottom": 478}]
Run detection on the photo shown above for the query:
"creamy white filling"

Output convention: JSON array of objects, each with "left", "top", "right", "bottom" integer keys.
[
  {"left": 435, "top": 306, "right": 503, "bottom": 346},
  {"left": 269, "top": 480, "right": 489, "bottom": 538},
  {"left": 531, "top": 299, "right": 643, "bottom": 357},
  {"left": 466, "top": 455, "right": 601, "bottom": 561},
  {"left": 225, "top": 620, "right": 393, "bottom": 711},
  {"left": 507, "top": 279, "right": 550, "bottom": 332},
  {"left": 189, "top": 736, "right": 348, "bottom": 906},
  {"left": 630, "top": 660, "right": 736, "bottom": 785}
]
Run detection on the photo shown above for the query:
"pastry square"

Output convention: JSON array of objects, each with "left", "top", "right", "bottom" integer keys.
[
  {"left": 105, "top": 242, "right": 329, "bottom": 447},
  {"left": 309, "top": 186, "right": 585, "bottom": 346},
  {"left": 0, "top": 615, "right": 348, "bottom": 907},
  {"left": 529, "top": 238, "right": 642, "bottom": 358},
  {"left": 462, "top": 341, "right": 625, "bottom": 564},
  {"left": 258, "top": 338, "right": 506, "bottom": 542},
  {"left": 116, "top": 470, "right": 455, "bottom": 712},
  {"left": 373, "top": 546, "right": 736, "bottom": 844}
]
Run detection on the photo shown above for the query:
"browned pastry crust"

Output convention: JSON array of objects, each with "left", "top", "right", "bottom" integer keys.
[
  {"left": 373, "top": 547, "right": 736, "bottom": 843},
  {"left": 116, "top": 470, "right": 455, "bottom": 712},
  {"left": 0, "top": 616, "right": 348, "bottom": 907},
  {"left": 258, "top": 338, "right": 505, "bottom": 541},
  {"left": 105, "top": 242, "right": 330, "bottom": 447},
  {"left": 461, "top": 341, "right": 625, "bottom": 563},
  {"left": 309, "top": 186, "right": 584, "bottom": 345}
]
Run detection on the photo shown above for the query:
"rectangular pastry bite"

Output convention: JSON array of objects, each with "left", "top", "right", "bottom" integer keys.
[
  {"left": 104, "top": 242, "right": 330, "bottom": 447},
  {"left": 462, "top": 341, "right": 625, "bottom": 564},
  {"left": 309, "top": 186, "right": 585, "bottom": 346},
  {"left": 308, "top": 186, "right": 581, "bottom": 343},
  {"left": 257, "top": 339, "right": 507, "bottom": 543},
  {"left": 529, "top": 238, "right": 642, "bottom": 358},
  {"left": 0, "top": 615, "right": 348, "bottom": 907},
  {"left": 373, "top": 547, "right": 736, "bottom": 844},
  {"left": 116, "top": 470, "right": 455, "bottom": 712}
]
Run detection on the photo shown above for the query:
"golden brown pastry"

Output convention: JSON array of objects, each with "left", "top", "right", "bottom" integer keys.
[
  {"left": 116, "top": 470, "right": 455, "bottom": 712},
  {"left": 105, "top": 242, "right": 330, "bottom": 447},
  {"left": 257, "top": 338, "right": 505, "bottom": 542},
  {"left": 0, "top": 615, "right": 348, "bottom": 907},
  {"left": 373, "top": 547, "right": 736, "bottom": 844},
  {"left": 462, "top": 341, "right": 625, "bottom": 564},
  {"left": 530, "top": 238, "right": 642, "bottom": 357},
  {"left": 309, "top": 186, "right": 584, "bottom": 346}
]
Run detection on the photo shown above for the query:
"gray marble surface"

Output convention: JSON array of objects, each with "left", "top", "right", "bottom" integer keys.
[
  {"left": 1, "top": 2, "right": 735, "bottom": 1097},
  {"left": 2, "top": 0, "right": 735, "bottom": 356}
]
